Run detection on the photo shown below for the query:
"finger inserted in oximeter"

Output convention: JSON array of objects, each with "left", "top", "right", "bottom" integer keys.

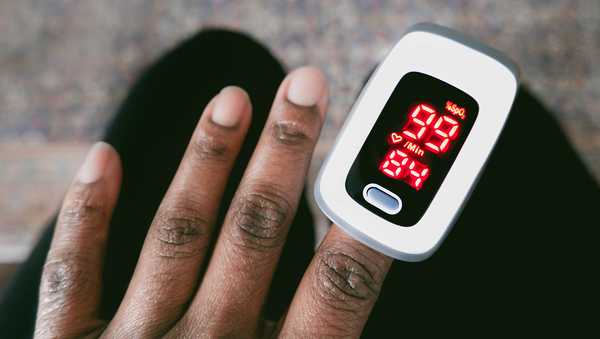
[{"left": 315, "top": 23, "right": 519, "bottom": 261}]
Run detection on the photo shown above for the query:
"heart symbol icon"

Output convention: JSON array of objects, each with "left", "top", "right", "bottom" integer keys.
[{"left": 389, "top": 132, "right": 403, "bottom": 144}]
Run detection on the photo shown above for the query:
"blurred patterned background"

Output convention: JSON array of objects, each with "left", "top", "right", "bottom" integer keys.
[{"left": 1, "top": 0, "right": 599, "bottom": 277}]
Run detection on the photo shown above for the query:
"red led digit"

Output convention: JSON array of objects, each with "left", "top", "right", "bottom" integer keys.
[
  {"left": 379, "top": 149, "right": 409, "bottom": 179},
  {"left": 405, "top": 159, "right": 430, "bottom": 190},
  {"left": 401, "top": 103, "right": 437, "bottom": 141},
  {"left": 437, "top": 116, "right": 460, "bottom": 139},
  {"left": 423, "top": 115, "right": 460, "bottom": 154}
]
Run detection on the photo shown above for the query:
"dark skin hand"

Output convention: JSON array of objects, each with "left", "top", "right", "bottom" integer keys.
[{"left": 35, "top": 67, "right": 393, "bottom": 338}]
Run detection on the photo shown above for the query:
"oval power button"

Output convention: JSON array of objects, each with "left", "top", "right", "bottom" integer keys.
[{"left": 362, "top": 183, "right": 402, "bottom": 215}]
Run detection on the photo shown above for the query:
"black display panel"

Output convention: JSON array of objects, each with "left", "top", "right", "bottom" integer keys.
[{"left": 345, "top": 72, "right": 479, "bottom": 226}]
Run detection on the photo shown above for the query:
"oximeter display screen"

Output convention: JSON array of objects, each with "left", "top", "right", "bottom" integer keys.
[{"left": 345, "top": 72, "right": 479, "bottom": 226}]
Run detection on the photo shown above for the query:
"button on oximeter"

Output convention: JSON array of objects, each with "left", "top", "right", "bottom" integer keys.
[{"left": 363, "top": 183, "right": 402, "bottom": 215}]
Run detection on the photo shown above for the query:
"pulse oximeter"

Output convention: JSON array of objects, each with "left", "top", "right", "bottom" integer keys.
[{"left": 315, "top": 23, "right": 519, "bottom": 261}]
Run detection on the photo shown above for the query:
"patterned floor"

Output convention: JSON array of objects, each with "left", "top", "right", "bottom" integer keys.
[{"left": 1, "top": 0, "right": 599, "bottom": 263}]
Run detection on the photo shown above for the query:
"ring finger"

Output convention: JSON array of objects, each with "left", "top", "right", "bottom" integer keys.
[{"left": 105, "top": 87, "right": 252, "bottom": 337}]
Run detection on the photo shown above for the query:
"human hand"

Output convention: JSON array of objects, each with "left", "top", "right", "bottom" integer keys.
[{"left": 35, "top": 67, "right": 392, "bottom": 338}]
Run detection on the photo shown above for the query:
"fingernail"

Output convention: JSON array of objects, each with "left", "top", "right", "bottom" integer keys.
[
  {"left": 286, "top": 66, "right": 326, "bottom": 107},
  {"left": 211, "top": 86, "right": 248, "bottom": 127},
  {"left": 77, "top": 142, "right": 114, "bottom": 183}
]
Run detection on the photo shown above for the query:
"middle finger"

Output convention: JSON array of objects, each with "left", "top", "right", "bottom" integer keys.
[{"left": 176, "top": 67, "right": 327, "bottom": 337}]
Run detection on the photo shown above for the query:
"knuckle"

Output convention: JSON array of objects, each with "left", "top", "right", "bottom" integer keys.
[
  {"left": 191, "top": 134, "right": 229, "bottom": 162},
  {"left": 40, "top": 255, "right": 87, "bottom": 302},
  {"left": 152, "top": 204, "right": 209, "bottom": 258},
  {"left": 271, "top": 120, "right": 313, "bottom": 148},
  {"left": 313, "top": 246, "right": 385, "bottom": 314},
  {"left": 230, "top": 184, "right": 291, "bottom": 252},
  {"left": 60, "top": 183, "right": 106, "bottom": 228}
]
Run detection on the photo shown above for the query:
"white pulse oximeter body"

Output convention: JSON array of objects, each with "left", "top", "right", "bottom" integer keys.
[{"left": 315, "top": 23, "right": 519, "bottom": 261}]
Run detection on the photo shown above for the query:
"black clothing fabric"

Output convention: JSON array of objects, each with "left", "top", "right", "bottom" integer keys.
[{"left": 1, "top": 29, "right": 598, "bottom": 338}]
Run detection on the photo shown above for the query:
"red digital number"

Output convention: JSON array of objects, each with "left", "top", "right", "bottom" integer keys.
[
  {"left": 423, "top": 115, "right": 460, "bottom": 154},
  {"left": 379, "top": 102, "right": 463, "bottom": 191},
  {"left": 401, "top": 103, "right": 437, "bottom": 141},
  {"left": 406, "top": 159, "right": 430, "bottom": 190},
  {"left": 379, "top": 149, "right": 429, "bottom": 190},
  {"left": 379, "top": 149, "right": 410, "bottom": 179}
]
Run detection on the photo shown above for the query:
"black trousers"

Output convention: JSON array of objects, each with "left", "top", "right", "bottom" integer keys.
[{"left": 1, "top": 30, "right": 598, "bottom": 338}]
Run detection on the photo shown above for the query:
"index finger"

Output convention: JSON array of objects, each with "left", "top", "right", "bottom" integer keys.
[{"left": 279, "top": 225, "right": 393, "bottom": 338}]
